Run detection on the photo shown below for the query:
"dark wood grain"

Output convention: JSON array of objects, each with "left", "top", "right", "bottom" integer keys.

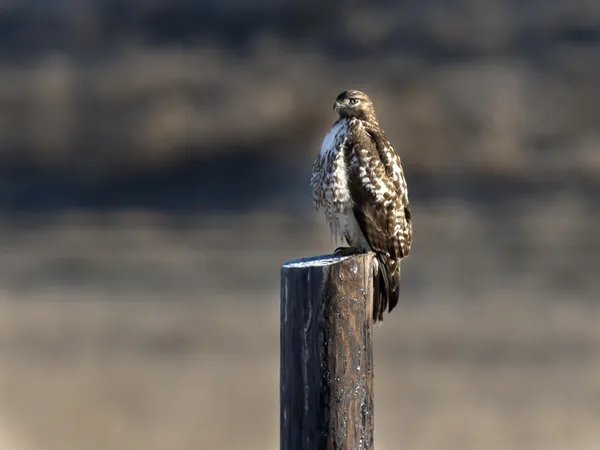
[{"left": 281, "top": 253, "right": 374, "bottom": 450}]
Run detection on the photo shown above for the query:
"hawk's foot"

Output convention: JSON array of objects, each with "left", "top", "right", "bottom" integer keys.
[{"left": 334, "top": 246, "right": 360, "bottom": 257}]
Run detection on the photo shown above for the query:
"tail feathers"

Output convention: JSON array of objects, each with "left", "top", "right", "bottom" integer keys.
[{"left": 373, "top": 255, "right": 401, "bottom": 323}]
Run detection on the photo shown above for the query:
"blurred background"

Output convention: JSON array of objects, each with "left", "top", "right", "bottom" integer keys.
[{"left": 1, "top": 1, "right": 600, "bottom": 449}]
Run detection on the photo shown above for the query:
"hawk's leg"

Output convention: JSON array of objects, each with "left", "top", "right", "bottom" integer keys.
[{"left": 333, "top": 246, "right": 360, "bottom": 257}]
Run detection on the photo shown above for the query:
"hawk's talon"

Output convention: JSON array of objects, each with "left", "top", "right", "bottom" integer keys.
[{"left": 334, "top": 246, "right": 359, "bottom": 257}]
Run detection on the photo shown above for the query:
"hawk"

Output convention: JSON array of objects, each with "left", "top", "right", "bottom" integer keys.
[{"left": 311, "top": 90, "right": 412, "bottom": 322}]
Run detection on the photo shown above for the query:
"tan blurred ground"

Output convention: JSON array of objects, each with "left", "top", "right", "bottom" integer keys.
[{"left": 1, "top": 209, "right": 599, "bottom": 450}]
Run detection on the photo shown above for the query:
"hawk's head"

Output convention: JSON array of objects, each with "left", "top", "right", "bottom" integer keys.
[{"left": 333, "top": 90, "right": 377, "bottom": 122}]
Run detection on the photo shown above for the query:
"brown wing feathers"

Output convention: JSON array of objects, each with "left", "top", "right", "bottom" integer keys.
[{"left": 348, "top": 125, "right": 407, "bottom": 320}]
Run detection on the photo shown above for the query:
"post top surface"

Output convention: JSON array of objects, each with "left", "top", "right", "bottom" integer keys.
[{"left": 282, "top": 254, "right": 361, "bottom": 269}]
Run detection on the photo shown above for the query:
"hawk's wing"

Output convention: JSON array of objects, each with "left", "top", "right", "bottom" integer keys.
[{"left": 348, "top": 124, "right": 412, "bottom": 260}]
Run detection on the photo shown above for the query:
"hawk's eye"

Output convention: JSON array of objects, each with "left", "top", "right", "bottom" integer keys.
[{"left": 348, "top": 98, "right": 360, "bottom": 106}]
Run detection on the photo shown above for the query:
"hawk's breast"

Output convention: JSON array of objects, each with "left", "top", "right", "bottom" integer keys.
[
  {"left": 311, "top": 118, "right": 368, "bottom": 248},
  {"left": 312, "top": 119, "right": 351, "bottom": 211}
]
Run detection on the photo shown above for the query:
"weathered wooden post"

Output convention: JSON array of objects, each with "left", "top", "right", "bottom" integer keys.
[{"left": 280, "top": 253, "right": 374, "bottom": 450}]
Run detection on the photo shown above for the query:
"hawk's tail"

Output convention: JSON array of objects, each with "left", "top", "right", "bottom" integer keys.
[{"left": 373, "top": 254, "right": 401, "bottom": 323}]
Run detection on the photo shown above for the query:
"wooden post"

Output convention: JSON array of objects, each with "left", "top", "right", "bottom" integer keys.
[{"left": 280, "top": 253, "right": 374, "bottom": 450}]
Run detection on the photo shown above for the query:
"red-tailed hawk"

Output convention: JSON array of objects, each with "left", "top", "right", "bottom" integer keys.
[{"left": 311, "top": 90, "right": 412, "bottom": 322}]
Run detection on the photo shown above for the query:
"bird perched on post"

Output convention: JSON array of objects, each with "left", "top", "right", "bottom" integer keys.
[{"left": 311, "top": 90, "right": 412, "bottom": 322}]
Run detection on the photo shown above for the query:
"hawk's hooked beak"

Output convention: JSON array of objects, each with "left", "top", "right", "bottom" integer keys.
[{"left": 333, "top": 100, "right": 341, "bottom": 112}]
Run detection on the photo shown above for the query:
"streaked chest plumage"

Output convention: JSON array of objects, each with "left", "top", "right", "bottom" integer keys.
[
  {"left": 311, "top": 118, "right": 366, "bottom": 246},
  {"left": 312, "top": 119, "right": 352, "bottom": 208}
]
